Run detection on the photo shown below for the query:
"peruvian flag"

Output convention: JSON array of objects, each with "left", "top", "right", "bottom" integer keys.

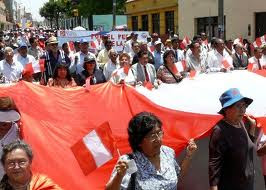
[
  {"left": 180, "top": 36, "right": 191, "bottom": 50},
  {"left": 71, "top": 122, "right": 117, "bottom": 175},
  {"left": 149, "top": 45, "right": 155, "bottom": 52},
  {"left": 22, "top": 59, "right": 45, "bottom": 76},
  {"left": 68, "top": 41, "right": 75, "bottom": 52},
  {"left": 175, "top": 60, "right": 187, "bottom": 73},
  {"left": 222, "top": 56, "right": 233, "bottom": 69},
  {"left": 247, "top": 63, "right": 255, "bottom": 71},
  {"left": 253, "top": 34, "right": 266, "bottom": 48},
  {"left": 233, "top": 37, "right": 244, "bottom": 45},
  {"left": 203, "top": 39, "right": 208, "bottom": 46}
]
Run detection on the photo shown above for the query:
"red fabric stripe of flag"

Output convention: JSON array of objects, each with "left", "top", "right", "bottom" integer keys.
[
  {"left": 90, "top": 41, "right": 97, "bottom": 49},
  {"left": 23, "top": 62, "right": 34, "bottom": 76},
  {"left": 247, "top": 63, "right": 255, "bottom": 71},
  {"left": 144, "top": 81, "right": 153, "bottom": 90},
  {"left": 180, "top": 36, "right": 191, "bottom": 50},
  {"left": 222, "top": 59, "right": 230, "bottom": 69},
  {"left": 71, "top": 122, "right": 117, "bottom": 176},
  {"left": 189, "top": 70, "right": 196, "bottom": 78}
]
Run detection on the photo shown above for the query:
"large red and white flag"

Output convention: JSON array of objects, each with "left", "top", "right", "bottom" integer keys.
[
  {"left": 0, "top": 71, "right": 266, "bottom": 189},
  {"left": 22, "top": 59, "right": 45, "bottom": 76},
  {"left": 71, "top": 122, "right": 117, "bottom": 175}
]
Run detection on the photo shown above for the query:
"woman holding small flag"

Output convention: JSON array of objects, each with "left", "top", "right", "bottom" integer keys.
[
  {"left": 106, "top": 112, "right": 197, "bottom": 190},
  {"left": 157, "top": 50, "right": 184, "bottom": 84}
]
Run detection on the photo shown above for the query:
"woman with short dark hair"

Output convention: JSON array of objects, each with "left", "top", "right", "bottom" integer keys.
[
  {"left": 0, "top": 140, "right": 62, "bottom": 190},
  {"left": 106, "top": 112, "right": 197, "bottom": 190},
  {"left": 157, "top": 50, "right": 184, "bottom": 84}
]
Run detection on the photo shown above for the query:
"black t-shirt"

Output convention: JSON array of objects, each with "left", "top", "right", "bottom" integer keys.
[{"left": 209, "top": 119, "right": 255, "bottom": 190}]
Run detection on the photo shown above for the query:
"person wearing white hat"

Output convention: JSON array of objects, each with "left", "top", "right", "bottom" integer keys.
[
  {"left": 0, "top": 97, "right": 20, "bottom": 179},
  {"left": 152, "top": 41, "right": 164, "bottom": 70}
]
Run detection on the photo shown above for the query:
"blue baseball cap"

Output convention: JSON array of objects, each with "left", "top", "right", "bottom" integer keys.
[
  {"left": 18, "top": 42, "right": 27, "bottom": 49},
  {"left": 218, "top": 88, "right": 253, "bottom": 114},
  {"left": 80, "top": 39, "right": 89, "bottom": 44}
]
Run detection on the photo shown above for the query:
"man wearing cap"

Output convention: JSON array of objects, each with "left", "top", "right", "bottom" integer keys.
[
  {"left": 14, "top": 42, "right": 36, "bottom": 69},
  {"left": 41, "top": 36, "right": 70, "bottom": 83},
  {"left": 124, "top": 32, "right": 138, "bottom": 54},
  {"left": 71, "top": 39, "right": 97, "bottom": 76},
  {"left": 97, "top": 39, "right": 113, "bottom": 69},
  {"left": 0, "top": 47, "right": 23, "bottom": 83},
  {"left": 147, "top": 33, "right": 159, "bottom": 52},
  {"left": 152, "top": 41, "right": 164, "bottom": 70},
  {"left": 0, "top": 97, "right": 21, "bottom": 178},
  {"left": 209, "top": 88, "right": 258, "bottom": 190}
]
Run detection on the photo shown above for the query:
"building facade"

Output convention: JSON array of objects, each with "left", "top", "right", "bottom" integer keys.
[
  {"left": 125, "top": 0, "right": 178, "bottom": 36},
  {"left": 178, "top": 0, "right": 266, "bottom": 41}
]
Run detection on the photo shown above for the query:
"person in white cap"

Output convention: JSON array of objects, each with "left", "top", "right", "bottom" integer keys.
[{"left": 0, "top": 97, "right": 21, "bottom": 179}]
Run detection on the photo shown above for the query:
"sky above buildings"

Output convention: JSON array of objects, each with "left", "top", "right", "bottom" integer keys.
[{"left": 18, "top": 0, "right": 48, "bottom": 21}]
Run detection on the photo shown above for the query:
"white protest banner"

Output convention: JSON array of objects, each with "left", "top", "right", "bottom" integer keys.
[{"left": 57, "top": 30, "right": 149, "bottom": 53}]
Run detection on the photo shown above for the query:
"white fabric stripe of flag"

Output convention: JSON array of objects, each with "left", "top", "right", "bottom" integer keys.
[
  {"left": 32, "top": 61, "right": 41, "bottom": 73},
  {"left": 82, "top": 130, "right": 113, "bottom": 167}
]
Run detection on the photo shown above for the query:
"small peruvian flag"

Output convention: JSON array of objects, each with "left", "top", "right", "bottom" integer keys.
[
  {"left": 247, "top": 63, "right": 255, "bottom": 71},
  {"left": 222, "top": 57, "right": 233, "bottom": 69},
  {"left": 71, "top": 122, "right": 117, "bottom": 176},
  {"left": 180, "top": 36, "right": 191, "bottom": 50},
  {"left": 253, "top": 34, "right": 266, "bottom": 48},
  {"left": 22, "top": 59, "right": 45, "bottom": 76},
  {"left": 175, "top": 60, "right": 187, "bottom": 73},
  {"left": 68, "top": 41, "right": 75, "bottom": 52}
]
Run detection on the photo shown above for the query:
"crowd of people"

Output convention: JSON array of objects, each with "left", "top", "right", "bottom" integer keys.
[
  {"left": 0, "top": 29, "right": 265, "bottom": 89},
  {"left": 0, "top": 28, "right": 266, "bottom": 189}
]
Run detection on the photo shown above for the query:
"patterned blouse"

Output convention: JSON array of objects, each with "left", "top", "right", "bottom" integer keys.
[
  {"left": 157, "top": 65, "right": 182, "bottom": 84},
  {"left": 110, "top": 145, "right": 180, "bottom": 190}
]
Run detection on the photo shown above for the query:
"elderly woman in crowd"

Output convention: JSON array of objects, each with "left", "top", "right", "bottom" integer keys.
[
  {"left": 110, "top": 53, "right": 133, "bottom": 84},
  {"left": 47, "top": 63, "right": 77, "bottom": 88},
  {"left": 106, "top": 112, "right": 197, "bottom": 190},
  {"left": 209, "top": 88, "right": 257, "bottom": 190},
  {"left": 0, "top": 140, "right": 62, "bottom": 189},
  {"left": 77, "top": 55, "right": 106, "bottom": 86},
  {"left": 157, "top": 50, "right": 183, "bottom": 84}
]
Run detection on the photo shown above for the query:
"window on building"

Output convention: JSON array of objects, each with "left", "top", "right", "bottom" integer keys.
[
  {"left": 152, "top": 13, "right": 160, "bottom": 34},
  {"left": 165, "top": 11, "right": 174, "bottom": 34},
  {"left": 141, "top": 15, "right": 148, "bottom": 31},
  {"left": 132, "top": 16, "right": 138, "bottom": 31},
  {"left": 197, "top": 16, "right": 226, "bottom": 39}
]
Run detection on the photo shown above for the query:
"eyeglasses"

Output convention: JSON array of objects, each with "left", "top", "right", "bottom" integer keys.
[
  {"left": 6, "top": 160, "right": 29, "bottom": 169},
  {"left": 145, "top": 131, "right": 164, "bottom": 142}
]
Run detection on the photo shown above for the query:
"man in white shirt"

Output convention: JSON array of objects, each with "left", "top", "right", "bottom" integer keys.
[
  {"left": 186, "top": 41, "right": 206, "bottom": 72},
  {"left": 0, "top": 47, "right": 23, "bottom": 83},
  {"left": 248, "top": 47, "right": 264, "bottom": 70},
  {"left": 14, "top": 42, "right": 36, "bottom": 69},
  {"left": 124, "top": 32, "right": 138, "bottom": 54},
  {"left": 206, "top": 38, "right": 233, "bottom": 72},
  {"left": 70, "top": 39, "right": 97, "bottom": 75},
  {"left": 97, "top": 39, "right": 113, "bottom": 69},
  {"left": 171, "top": 37, "right": 184, "bottom": 62},
  {"left": 103, "top": 49, "right": 119, "bottom": 81}
]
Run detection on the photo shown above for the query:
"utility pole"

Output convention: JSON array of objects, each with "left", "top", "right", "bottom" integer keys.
[
  {"left": 218, "top": 0, "right": 224, "bottom": 39},
  {"left": 113, "top": 0, "right": 116, "bottom": 30}
]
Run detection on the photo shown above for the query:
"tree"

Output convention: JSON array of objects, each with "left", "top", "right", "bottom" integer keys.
[{"left": 39, "top": 1, "right": 66, "bottom": 29}]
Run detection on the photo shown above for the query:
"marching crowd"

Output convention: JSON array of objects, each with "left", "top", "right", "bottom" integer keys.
[
  {"left": 0, "top": 29, "right": 265, "bottom": 89},
  {"left": 0, "top": 28, "right": 266, "bottom": 190}
]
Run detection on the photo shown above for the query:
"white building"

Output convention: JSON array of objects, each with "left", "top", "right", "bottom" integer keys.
[{"left": 178, "top": 0, "right": 266, "bottom": 41}]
